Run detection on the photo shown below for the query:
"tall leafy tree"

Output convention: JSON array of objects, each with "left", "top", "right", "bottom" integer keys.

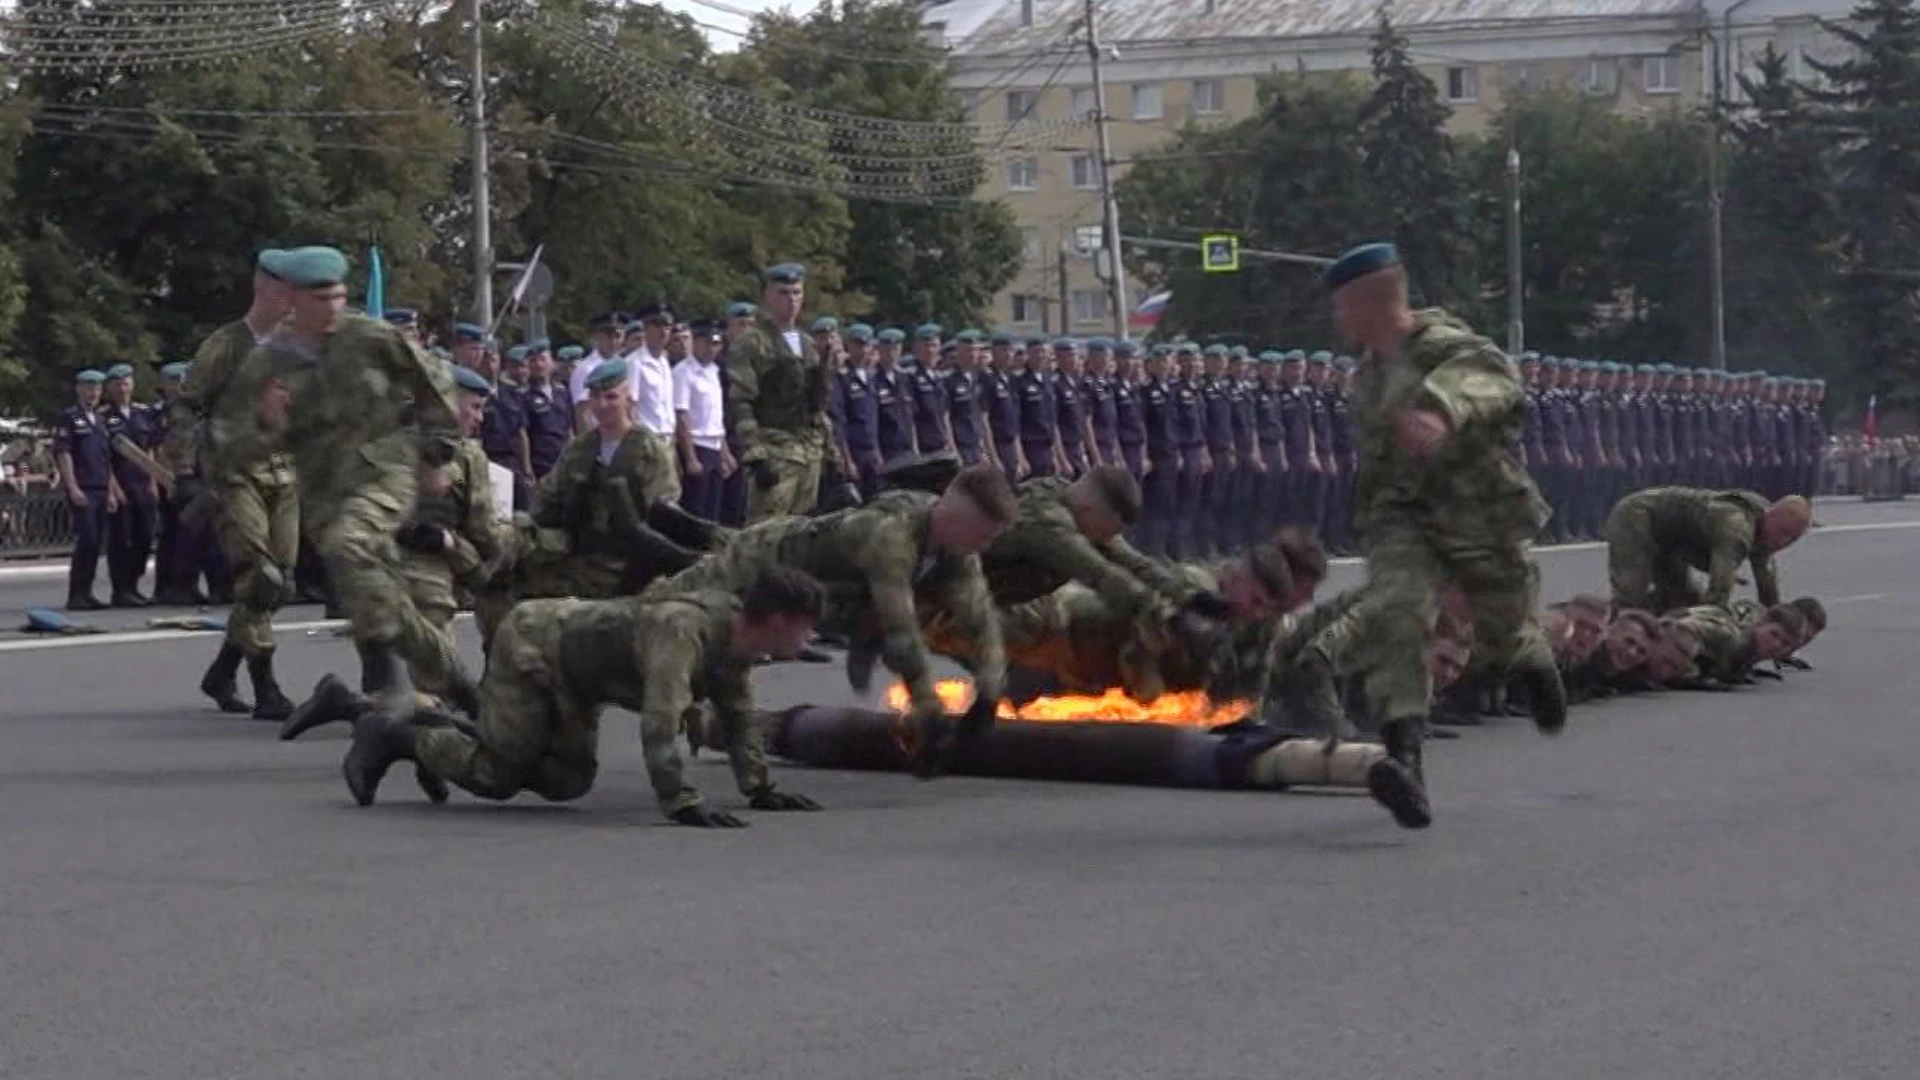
[{"left": 1358, "top": 7, "right": 1474, "bottom": 312}]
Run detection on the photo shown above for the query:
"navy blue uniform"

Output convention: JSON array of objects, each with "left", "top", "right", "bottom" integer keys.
[
  {"left": 984, "top": 370, "right": 1023, "bottom": 481},
  {"left": 1055, "top": 372, "right": 1089, "bottom": 476},
  {"left": 1324, "top": 389, "right": 1356, "bottom": 550},
  {"left": 54, "top": 404, "right": 112, "bottom": 604},
  {"left": 480, "top": 381, "right": 530, "bottom": 510},
  {"left": 1228, "top": 378, "right": 1259, "bottom": 547},
  {"left": 523, "top": 380, "right": 574, "bottom": 479},
  {"left": 1138, "top": 376, "right": 1178, "bottom": 554},
  {"left": 1196, "top": 376, "right": 1235, "bottom": 555},
  {"left": 98, "top": 402, "right": 157, "bottom": 600},
  {"left": 873, "top": 367, "right": 917, "bottom": 462},
  {"left": 945, "top": 369, "right": 985, "bottom": 465},
  {"left": 909, "top": 367, "right": 952, "bottom": 455},
  {"left": 837, "top": 369, "right": 883, "bottom": 495},
  {"left": 1087, "top": 373, "right": 1120, "bottom": 469},
  {"left": 1173, "top": 377, "right": 1207, "bottom": 558},
  {"left": 1252, "top": 381, "right": 1287, "bottom": 537},
  {"left": 1016, "top": 370, "right": 1058, "bottom": 478},
  {"left": 1114, "top": 376, "right": 1146, "bottom": 480},
  {"left": 1277, "top": 386, "right": 1314, "bottom": 528}
]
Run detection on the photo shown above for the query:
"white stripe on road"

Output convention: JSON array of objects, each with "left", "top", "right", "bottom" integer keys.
[
  {"left": 0, "top": 612, "right": 472, "bottom": 654},
  {"left": 1829, "top": 593, "right": 1892, "bottom": 604}
]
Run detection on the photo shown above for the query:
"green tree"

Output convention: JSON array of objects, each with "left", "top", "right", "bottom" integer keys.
[
  {"left": 1807, "top": 0, "right": 1920, "bottom": 405},
  {"left": 1358, "top": 7, "right": 1474, "bottom": 312}
]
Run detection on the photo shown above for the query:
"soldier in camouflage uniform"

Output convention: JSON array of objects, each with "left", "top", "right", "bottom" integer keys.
[
  {"left": 336, "top": 568, "right": 828, "bottom": 827},
  {"left": 1658, "top": 602, "right": 1805, "bottom": 687},
  {"left": 646, "top": 464, "right": 1020, "bottom": 775},
  {"left": 212, "top": 247, "right": 476, "bottom": 716},
  {"left": 1604, "top": 486, "right": 1810, "bottom": 612},
  {"left": 474, "top": 359, "right": 717, "bottom": 651},
  {"left": 728, "top": 263, "right": 832, "bottom": 520},
  {"left": 174, "top": 248, "right": 300, "bottom": 721},
  {"left": 1323, "top": 242, "right": 1566, "bottom": 780}
]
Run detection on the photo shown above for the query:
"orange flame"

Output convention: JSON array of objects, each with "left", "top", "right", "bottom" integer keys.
[{"left": 884, "top": 679, "right": 1250, "bottom": 728}]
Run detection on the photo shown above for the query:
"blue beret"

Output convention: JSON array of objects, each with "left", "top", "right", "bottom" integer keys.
[
  {"left": 584, "top": 358, "right": 631, "bottom": 391},
  {"left": 687, "top": 319, "right": 719, "bottom": 337},
  {"left": 1084, "top": 336, "right": 1113, "bottom": 351},
  {"left": 255, "top": 248, "right": 289, "bottom": 278},
  {"left": 557, "top": 345, "right": 585, "bottom": 362},
  {"left": 161, "top": 362, "right": 190, "bottom": 381},
  {"left": 76, "top": 369, "right": 106, "bottom": 384},
  {"left": 1113, "top": 340, "right": 1138, "bottom": 356},
  {"left": 454, "top": 322, "right": 486, "bottom": 342},
  {"left": 1202, "top": 343, "right": 1228, "bottom": 357},
  {"left": 726, "top": 302, "right": 757, "bottom": 319},
  {"left": 1230, "top": 345, "right": 1251, "bottom": 360},
  {"left": 451, "top": 365, "right": 494, "bottom": 395},
  {"left": 1025, "top": 336, "right": 1049, "bottom": 349},
  {"left": 764, "top": 263, "right": 806, "bottom": 284},
  {"left": 877, "top": 328, "right": 906, "bottom": 344},
  {"left": 636, "top": 303, "right": 675, "bottom": 324},
  {"left": 1053, "top": 337, "right": 1080, "bottom": 350},
  {"left": 1322, "top": 242, "right": 1400, "bottom": 289},
  {"left": 1284, "top": 349, "right": 1306, "bottom": 362},
  {"left": 1308, "top": 351, "right": 1332, "bottom": 366},
  {"left": 1520, "top": 351, "right": 1541, "bottom": 362},
  {"left": 587, "top": 312, "right": 623, "bottom": 333},
  {"left": 1335, "top": 355, "right": 1358, "bottom": 370},
  {"left": 1653, "top": 362, "right": 1675, "bottom": 373},
  {"left": 506, "top": 345, "right": 529, "bottom": 363},
  {"left": 105, "top": 363, "right": 134, "bottom": 380},
  {"left": 940, "top": 342, "right": 956, "bottom": 354},
  {"left": 955, "top": 329, "right": 984, "bottom": 344},
  {"left": 811, "top": 316, "right": 839, "bottom": 334},
  {"left": 988, "top": 330, "right": 1015, "bottom": 346},
  {"left": 914, "top": 323, "right": 943, "bottom": 341},
  {"left": 845, "top": 323, "right": 875, "bottom": 343},
  {"left": 1257, "top": 350, "right": 1284, "bottom": 363},
  {"left": 1150, "top": 344, "right": 1174, "bottom": 357},
  {"left": 1633, "top": 363, "right": 1654, "bottom": 373},
  {"left": 1177, "top": 342, "right": 1201, "bottom": 356},
  {"left": 278, "top": 246, "right": 349, "bottom": 288},
  {"left": 1763, "top": 376, "right": 1780, "bottom": 386},
  {"left": 383, "top": 308, "right": 418, "bottom": 326},
  {"left": 524, "top": 339, "right": 551, "bottom": 354}
]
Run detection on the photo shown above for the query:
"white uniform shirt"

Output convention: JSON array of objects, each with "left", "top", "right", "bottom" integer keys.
[
  {"left": 629, "top": 345, "right": 676, "bottom": 438},
  {"left": 569, "top": 350, "right": 612, "bottom": 405},
  {"left": 672, "top": 357, "right": 727, "bottom": 452}
]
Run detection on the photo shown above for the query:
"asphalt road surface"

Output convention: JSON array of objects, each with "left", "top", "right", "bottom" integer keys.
[{"left": 3, "top": 500, "right": 1917, "bottom": 1080}]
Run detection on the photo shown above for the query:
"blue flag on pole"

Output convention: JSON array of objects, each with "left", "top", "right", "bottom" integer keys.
[{"left": 365, "top": 243, "right": 385, "bottom": 319}]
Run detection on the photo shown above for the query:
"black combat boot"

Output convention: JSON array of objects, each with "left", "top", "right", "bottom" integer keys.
[
  {"left": 1379, "top": 717, "right": 1426, "bottom": 788},
  {"left": 279, "top": 673, "right": 365, "bottom": 741},
  {"left": 342, "top": 711, "right": 421, "bottom": 807},
  {"left": 67, "top": 592, "right": 105, "bottom": 611},
  {"left": 247, "top": 652, "right": 296, "bottom": 722},
  {"left": 356, "top": 641, "right": 417, "bottom": 720},
  {"left": 1365, "top": 745, "right": 1433, "bottom": 831},
  {"left": 1511, "top": 648, "right": 1569, "bottom": 736},
  {"left": 199, "top": 643, "right": 251, "bottom": 714}
]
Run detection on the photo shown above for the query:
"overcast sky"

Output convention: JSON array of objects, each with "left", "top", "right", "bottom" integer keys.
[{"left": 653, "top": 0, "right": 828, "bottom": 50}]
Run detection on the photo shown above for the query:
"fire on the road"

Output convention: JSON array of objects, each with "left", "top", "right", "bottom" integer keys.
[{"left": 885, "top": 679, "right": 1251, "bottom": 728}]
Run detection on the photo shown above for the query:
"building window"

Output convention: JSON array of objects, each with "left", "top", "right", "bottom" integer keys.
[
  {"left": 1006, "top": 157, "right": 1038, "bottom": 191},
  {"left": 1584, "top": 59, "right": 1618, "bottom": 94},
  {"left": 1011, "top": 294, "right": 1042, "bottom": 324},
  {"left": 1070, "top": 86, "right": 1096, "bottom": 119},
  {"left": 1071, "top": 289, "right": 1106, "bottom": 324},
  {"left": 1131, "top": 83, "right": 1163, "bottom": 120},
  {"left": 1020, "top": 227, "right": 1043, "bottom": 263},
  {"left": 1507, "top": 65, "right": 1535, "bottom": 92},
  {"left": 1191, "top": 78, "right": 1224, "bottom": 115},
  {"left": 1072, "top": 224, "right": 1103, "bottom": 254},
  {"left": 1006, "top": 90, "right": 1036, "bottom": 122},
  {"left": 1643, "top": 54, "right": 1679, "bottom": 94},
  {"left": 1070, "top": 153, "right": 1101, "bottom": 189},
  {"left": 1445, "top": 66, "right": 1478, "bottom": 103}
]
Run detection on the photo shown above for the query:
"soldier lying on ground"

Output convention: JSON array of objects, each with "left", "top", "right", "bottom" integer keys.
[
  {"left": 318, "top": 567, "right": 830, "bottom": 827},
  {"left": 1605, "top": 486, "right": 1811, "bottom": 612},
  {"left": 1657, "top": 602, "right": 1807, "bottom": 688},
  {"left": 1557, "top": 609, "right": 1662, "bottom": 704},
  {"left": 644, "top": 462, "right": 1020, "bottom": 776}
]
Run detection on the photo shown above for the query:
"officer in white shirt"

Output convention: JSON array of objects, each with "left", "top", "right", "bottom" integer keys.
[
  {"left": 569, "top": 312, "right": 629, "bottom": 434},
  {"left": 628, "top": 304, "right": 678, "bottom": 439},
  {"left": 673, "top": 319, "right": 734, "bottom": 521}
]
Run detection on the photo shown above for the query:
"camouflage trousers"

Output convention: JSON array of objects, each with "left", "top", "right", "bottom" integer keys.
[
  {"left": 213, "top": 472, "right": 299, "bottom": 656},
  {"left": 745, "top": 455, "right": 822, "bottom": 522},
  {"left": 306, "top": 469, "right": 468, "bottom": 695},
  {"left": 1359, "top": 517, "right": 1546, "bottom": 724},
  {"left": 1603, "top": 503, "right": 1699, "bottom": 613},
  {"left": 397, "top": 554, "right": 463, "bottom": 700}
]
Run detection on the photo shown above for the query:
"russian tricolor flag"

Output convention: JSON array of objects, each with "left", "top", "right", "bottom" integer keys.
[{"left": 1130, "top": 290, "right": 1171, "bottom": 328}]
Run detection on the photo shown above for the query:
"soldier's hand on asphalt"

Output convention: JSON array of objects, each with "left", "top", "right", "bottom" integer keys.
[
  {"left": 671, "top": 804, "right": 749, "bottom": 828},
  {"left": 1777, "top": 656, "right": 1813, "bottom": 671},
  {"left": 749, "top": 788, "right": 822, "bottom": 812},
  {"left": 1752, "top": 667, "right": 1784, "bottom": 681},
  {"left": 1393, "top": 409, "right": 1451, "bottom": 458}
]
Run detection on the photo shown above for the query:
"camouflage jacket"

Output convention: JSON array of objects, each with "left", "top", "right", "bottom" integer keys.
[
  {"left": 177, "top": 317, "right": 293, "bottom": 486},
  {"left": 213, "top": 315, "right": 459, "bottom": 508},
  {"left": 1618, "top": 486, "right": 1777, "bottom": 607},
  {"left": 1669, "top": 603, "right": 1751, "bottom": 682},
  {"left": 529, "top": 426, "right": 681, "bottom": 561},
  {"left": 1353, "top": 308, "right": 1546, "bottom": 542},
  {"left": 726, "top": 315, "right": 831, "bottom": 466},
  {"left": 979, "top": 476, "right": 1178, "bottom": 621},
  {"left": 411, "top": 438, "right": 504, "bottom": 586}
]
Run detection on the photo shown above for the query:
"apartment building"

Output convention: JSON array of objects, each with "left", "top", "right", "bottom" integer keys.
[{"left": 922, "top": 0, "right": 1856, "bottom": 335}]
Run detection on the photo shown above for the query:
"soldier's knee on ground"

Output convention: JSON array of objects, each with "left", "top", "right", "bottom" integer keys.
[{"left": 528, "top": 759, "right": 597, "bottom": 802}]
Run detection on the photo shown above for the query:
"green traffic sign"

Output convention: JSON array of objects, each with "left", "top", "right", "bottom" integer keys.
[{"left": 1202, "top": 233, "right": 1240, "bottom": 273}]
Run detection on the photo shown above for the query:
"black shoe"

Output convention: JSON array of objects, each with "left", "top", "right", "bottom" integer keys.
[
  {"left": 342, "top": 711, "right": 419, "bottom": 807},
  {"left": 110, "top": 590, "right": 151, "bottom": 608},
  {"left": 151, "top": 587, "right": 198, "bottom": 606},
  {"left": 279, "top": 673, "right": 364, "bottom": 741},
  {"left": 794, "top": 645, "right": 834, "bottom": 664},
  {"left": 323, "top": 600, "right": 345, "bottom": 620},
  {"left": 1366, "top": 758, "right": 1433, "bottom": 829},
  {"left": 845, "top": 636, "right": 880, "bottom": 693},
  {"left": 356, "top": 641, "right": 417, "bottom": 721},
  {"left": 199, "top": 643, "right": 251, "bottom": 714},
  {"left": 66, "top": 593, "right": 106, "bottom": 612},
  {"left": 1380, "top": 718, "right": 1425, "bottom": 788},
  {"left": 247, "top": 653, "right": 296, "bottom": 722},
  {"left": 1513, "top": 653, "right": 1569, "bottom": 736},
  {"left": 188, "top": 588, "right": 211, "bottom": 606}
]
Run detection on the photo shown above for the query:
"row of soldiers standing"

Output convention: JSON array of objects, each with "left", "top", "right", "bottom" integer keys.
[
  {"left": 1520, "top": 355, "right": 1827, "bottom": 542},
  {"left": 822, "top": 331, "right": 1364, "bottom": 559}
]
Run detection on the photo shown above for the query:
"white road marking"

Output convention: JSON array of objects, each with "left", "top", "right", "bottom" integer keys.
[
  {"left": 1829, "top": 593, "right": 1891, "bottom": 604},
  {"left": 0, "top": 613, "right": 471, "bottom": 654}
]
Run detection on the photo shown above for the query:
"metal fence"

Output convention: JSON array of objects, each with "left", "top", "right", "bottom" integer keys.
[{"left": 0, "top": 492, "right": 77, "bottom": 559}]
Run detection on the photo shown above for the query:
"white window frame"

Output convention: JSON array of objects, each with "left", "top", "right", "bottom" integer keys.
[
  {"left": 1070, "top": 153, "right": 1101, "bottom": 190},
  {"left": 1191, "top": 78, "right": 1224, "bottom": 115},
  {"left": 1006, "top": 157, "right": 1038, "bottom": 192},
  {"left": 1020, "top": 227, "right": 1043, "bottom": 262},
  {"left": 1584, "top": 58, "right": 1618, "bottom": 94},
  {"left": 1070, "top": 86, "right": 1096, "bottom": 120},
  {"left": 1011, "top": 294, "right": 1041, "bottom": 324},
  {"left": 1445, "top": 66, "right": 1479, "bottom": 103},
  {"left": 1071, "top": 289, "right": 1106, "bottom": 324},
  {"left": 1643, "top": 54, "right": 1680, "bottom": 94},
  {"left": 1006, "top": 90, "right": 1037, "bottom": 123},
  {"left": 1130, "top": 83, "right": 1163, "bottom": 120}
]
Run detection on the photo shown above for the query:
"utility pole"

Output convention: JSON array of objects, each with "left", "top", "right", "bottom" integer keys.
[
  {"left": 1506, "top": 145, "right": 1524, "bottom": 355},
  {"left": 1704, "top": 27, "right": 1729, "bottom": 371},
  {"left": 1084, "top": 0, "right": 1130, "bottom": 341},
  {"left": 468, "top": 0, "right": 494, "bottom": 330},
  {"left": 1058, "top": 239, "right": 1072, "bottom": 334}
]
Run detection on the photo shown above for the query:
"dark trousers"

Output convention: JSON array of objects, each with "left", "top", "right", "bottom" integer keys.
[
  {"left": 107, "top": 497, "right": 156, "bottom": 595},
  {"left": 995, "top": 442, "right": 1021, "bottom": 484},
  {"left": 1022, "top": 441, "right": 1056, "bottom": 478},
  {"left": 852, "top": 449, "right": 885, "bottom": 498},
  {"left": 680, "top": 446, "right": 726, "bottom": 521},
  {"left": 1172, "top": 454, "right": 1206, "bottom": 558},
  {"left": 1060, "top": 443, "right": 1088, "bottom": 478},
  {"left": 1201, "top": 454, "right": 1235, "bottom": 555},
  {"left": 67, "top": 489, "right": 109, "bottom": 600},
  {"left": 957, "top": 443, "right": 984, "bottom": 466},
  {"left": 1119, "top": 443, "right": 1144, "bottom": 480},
  {"left": 1139, "top": 456, "right": 1179, "bottom": 556},
  {"left": 720, "top": 444, "right": 749, "bottom": 525},
  {"left": 158, "top": 490, "right": 215, "bottom": 596}
]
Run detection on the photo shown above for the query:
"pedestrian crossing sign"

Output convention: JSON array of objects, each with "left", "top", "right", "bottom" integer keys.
[{"left": 1202, "top": 234, "right": 1239, "bottom": 273}]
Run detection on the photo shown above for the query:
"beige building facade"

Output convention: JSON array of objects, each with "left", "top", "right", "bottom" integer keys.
[{"left": 923, "top": 0, "right": 1856, "bottom": 336}]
